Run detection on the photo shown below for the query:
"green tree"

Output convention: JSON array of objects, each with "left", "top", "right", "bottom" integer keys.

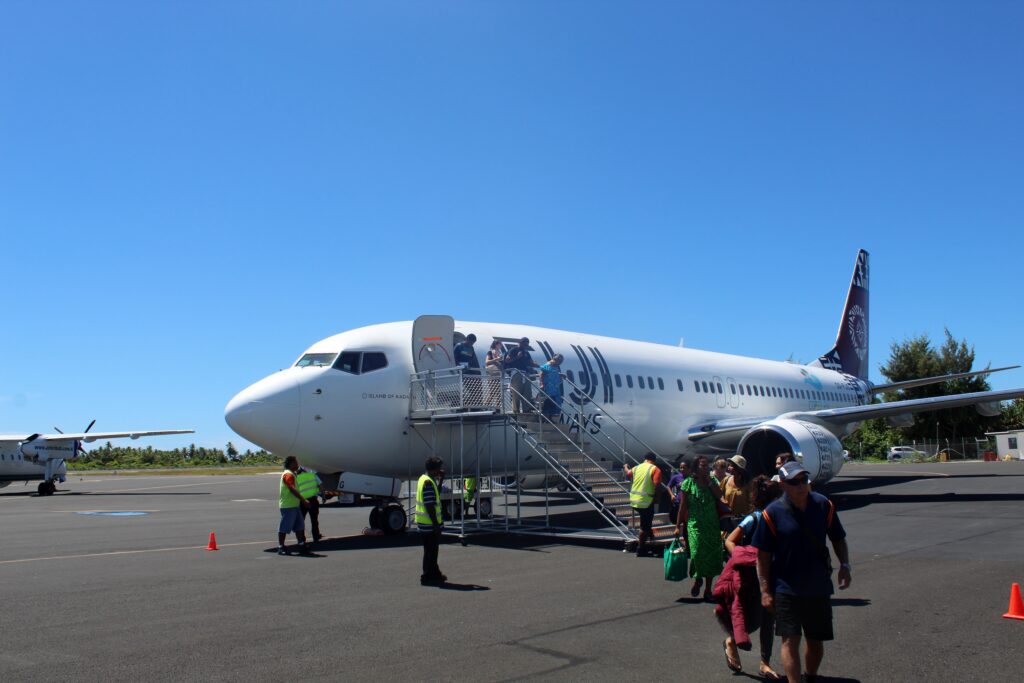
[
  {"left": 877, "top": 329, "right": 996, "bottom": 442},
  {"left": 226, "top": 442, "right": 239, "bottom": 459},
  {"left": 1000, "top": 399, "right": 1024, "bottom": 431}
]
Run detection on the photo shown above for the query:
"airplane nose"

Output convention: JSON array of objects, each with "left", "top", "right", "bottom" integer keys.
[{"left": 224, "top": 372, "right": 301, "bottom": 455}]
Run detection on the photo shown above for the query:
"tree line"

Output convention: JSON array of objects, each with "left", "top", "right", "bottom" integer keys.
[
  {"left": 67, "top": 442, "right": 282, "bottom": 470},
  {"left": 842, "top": 329, "right": 1024, "bottom": 459}
]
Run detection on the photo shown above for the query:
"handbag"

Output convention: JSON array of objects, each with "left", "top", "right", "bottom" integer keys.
[{"left": 664, "top": 538, "right": 690, "bottom": 582}]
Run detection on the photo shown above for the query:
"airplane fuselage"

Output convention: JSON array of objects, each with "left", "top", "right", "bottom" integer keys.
[{"left": 225, "top": 320, "right": 867, "bottom": 481}]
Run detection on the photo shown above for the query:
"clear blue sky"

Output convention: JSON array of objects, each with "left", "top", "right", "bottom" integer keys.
[{"left": 2, "top": 2, "right": 1021, "bottom": 451}]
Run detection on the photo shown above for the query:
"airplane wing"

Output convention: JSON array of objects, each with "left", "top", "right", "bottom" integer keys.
[
  {"left": 869, "top": 365, "right": 1020, "bottom": 394},
  {"left": 0, "top": 430, "right": 194, "bottom": 445},
  {"left": 688, "top": 387, "right": 1024, "bottom": 443}
]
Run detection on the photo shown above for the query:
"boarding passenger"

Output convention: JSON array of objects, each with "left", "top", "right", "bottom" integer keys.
[
  {"left": 416, "top": 457, "right": 447, "bottom": 585},
  {"left": 485, "top": 340, "right": 505, "bottom": 406},
  {"left": 722, "top": 455, "right": 754, "bottom": 519},
  {"left": 504, "top": 337, "right": 537, "bottom": 413},
  {"left": 295, "top": 466, "right": 322, "bottom": 543},
  {"left": 538, "top": 354, "right": 565, "bottom": 417},
  {"left": 675, "top": 455, "right": 724, "bottom": 600},
  {"left": 454, "top": 334, "right": 480, "bottom": 372},
  {"left": 277, "top": 456, "right": 310, "bottom": 555},
  {"left": 719, "top": 476, "right": 783, "bottom": 680},
  {"left": 624, "top": 452, "right": 661, "bottom": 557},
  {"left": 711, "top": 458, "right": 729, "bottom": 488},
  {"left": 753, "top": 462, "right": 851, "bottom": 683},
  {"left": 771, "top": 453, "right": 794, "bottom": 483},
  {"left": 667, "top": 458, "right": 690, "bottom": 537}
]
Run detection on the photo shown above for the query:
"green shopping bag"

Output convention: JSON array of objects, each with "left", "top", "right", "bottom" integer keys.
[{"left": 663, "top": 538, "right": 689, "bottom": 582}]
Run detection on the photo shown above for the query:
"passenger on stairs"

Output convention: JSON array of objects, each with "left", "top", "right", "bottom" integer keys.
[
  {"left": 503, "top": 337, "right": 537, "bottom": 413},
  {"left": 538, "top": 354, "right": 565, "bottom": 417},
  {"left": 674, "top": 454, "right": 724, "bottom": 600},
  {"left": 624, "top": 452, "right": 661, "bottom": 557},
  {"left": 485, "top": 340, "right": 505, "bottom": 406}
]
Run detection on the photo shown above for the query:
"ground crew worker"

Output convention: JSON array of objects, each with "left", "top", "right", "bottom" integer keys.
[
  {"left": 277, "top": 456, "right": 310, "bottom": 555},
  {"left": 416, "top": 457, "right": 446, "bottom": 585},
  {"left": 463, "top": 475, "right": 478, "bottom": 516},
  {"left": 295, "top": 466, "right": 322, "bottom": 543},
  {"left": 624, "top": 451, "right": 662, "bottom": 557}
]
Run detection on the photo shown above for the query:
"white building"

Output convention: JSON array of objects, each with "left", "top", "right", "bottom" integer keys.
[{"left": 985, "top": 430, "right": 1024, "bottom": 460}]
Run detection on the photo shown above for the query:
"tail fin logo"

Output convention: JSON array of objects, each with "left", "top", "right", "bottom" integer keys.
[{"left": 847, "top": 304, "right": 868, "bottom": 362}]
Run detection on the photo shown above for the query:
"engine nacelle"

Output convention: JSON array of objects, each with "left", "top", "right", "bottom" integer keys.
[
  {"left": 737, "top": 418, "right": 845, "bottom": 485},
  {"left": 19, "top": 440, "right": 76, "bottom": 461}
]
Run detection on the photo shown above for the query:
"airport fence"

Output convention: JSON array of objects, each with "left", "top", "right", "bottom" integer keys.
[{"left": 846, "top": 437, "right": 994, "bottom": 462}]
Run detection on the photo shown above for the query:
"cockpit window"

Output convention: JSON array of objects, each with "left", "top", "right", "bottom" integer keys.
[
  {"left": 334, "top": 352, "right": 361, "bottom": 374},
  {"left": 295, "top": 353, "right": 337, "bottom": 368},
  {"left": 361, "top": 352, "right": 388, "bottom": 373}
]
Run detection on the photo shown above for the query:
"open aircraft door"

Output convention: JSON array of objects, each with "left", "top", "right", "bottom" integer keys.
[{"left": 412, "top": 315, "right": 455, "bottom": 373}]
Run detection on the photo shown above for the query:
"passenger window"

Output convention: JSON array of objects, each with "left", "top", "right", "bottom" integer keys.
[
  {"left": 627, "top": 375, "right": 634, "bottom": 388},
  {"left": 694, "top": 380, "right": 701, "bottom": 392},
  {"left": 739, "top": 385, "right": 744, "bottom": 395},
  {"left": 333, "top": 352, "right": 361, "bottom": 374},
  {"left": 648, "top": 377, "right": 655, "bottom": 389},
  {"left": 730, "top": 384, "right": 736, "bottom": 394},
  {"left": 716, "top": 382, "right": 723, "bottom": 393},
  {"left": 677, "top": 379, "right": 684, "bottom": 392},
  {"left": 638, "top": 376, "right": 646, "bottom": 389},
  {"left": 658, "top": 378, "right": 665, "bottom": 390},
  {"left": 361, "top": 352, "right": 388, "bottom": 373},
  {"left": 702, "top": 381, "right": 709, "bottom": 393},
  {"left": 615, "top": 374, "right": 622, "bottom": 388}
]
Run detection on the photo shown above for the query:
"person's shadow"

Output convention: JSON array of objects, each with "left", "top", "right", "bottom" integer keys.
[{"left": 427, "top": 582, "right": 490, "bottom": 592}]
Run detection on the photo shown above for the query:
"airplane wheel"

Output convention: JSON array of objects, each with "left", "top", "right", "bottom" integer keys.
[
  {"left": 380, "top": 504, "right": 407, "bottom": 535},
  {"left": 38, "top": 482, "right": 48, "bottom": 496},
  {"left": 368, "top": 506, "right": 382, "bottom": 530},
  {"left": 47, "top": 481, "right": 56, "bottom": 495},
  {"left": 479, "top": 498, "right": 492, "bottom": 519}
]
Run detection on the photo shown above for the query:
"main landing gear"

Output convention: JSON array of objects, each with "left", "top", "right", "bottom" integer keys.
[
  {"left": 37, "top": 481, "right": 57, "bottom": 496},
  {"left": 368, "top": 501, "right": 407, "bottom": 535}
]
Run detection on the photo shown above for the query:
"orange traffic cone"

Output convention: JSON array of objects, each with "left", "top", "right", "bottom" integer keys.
[
  {"left": 206, "top": 532, "right": 219, "bottom": 551},
  {"left": 1004, "top": 583, "right": 1024, "bottom": 620}
]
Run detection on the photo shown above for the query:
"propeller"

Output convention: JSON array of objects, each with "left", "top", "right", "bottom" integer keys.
[{"left": 53, "top": 420, "right": 96, "bottom": 457}]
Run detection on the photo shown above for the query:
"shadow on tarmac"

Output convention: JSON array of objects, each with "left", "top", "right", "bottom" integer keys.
[
  {"left": 429, "top": 582, "right": 490, "bottom": 591},
  {"left": 833, "top": 491, "right": 1024, "bottom": 512}
]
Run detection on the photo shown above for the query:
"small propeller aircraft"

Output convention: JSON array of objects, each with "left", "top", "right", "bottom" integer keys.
[{"left": 0, "top": 421, "right": 193, "bottom": 495}]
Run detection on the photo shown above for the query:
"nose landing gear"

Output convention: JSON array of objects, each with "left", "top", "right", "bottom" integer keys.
[
  {"left": 37, "top": 481, "right": 57, "bottom": 496},
  {"left": 369, "top": 501, "right": 407, "bottom": 534}
]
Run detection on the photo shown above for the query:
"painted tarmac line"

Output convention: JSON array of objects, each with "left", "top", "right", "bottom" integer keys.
[
  {"left": 0, "top": 540, "right": 270, "bottom": 565},
  {"left": 97, "top": 480, "right": 249, "bottom": 493}
]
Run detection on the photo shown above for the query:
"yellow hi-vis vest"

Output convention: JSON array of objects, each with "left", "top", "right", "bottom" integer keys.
[
  {"left": 279, "top": 471, "right": 301, "bottom": 509},
  {"left": 463, "top": 476, "right": 478, "bottom": 504},
  {"left": 415, "top": 474, "right": 441, "bottom": 526},
  {"left": 296, "top": 471, "right": 319, "bottom": 500},
  {"left": 629, "top": 461, "right": 657, "bottom": 509}
]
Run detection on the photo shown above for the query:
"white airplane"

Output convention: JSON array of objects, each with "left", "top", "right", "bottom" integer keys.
[
  {"left": 225, "top": 250, "right": 1023, "bottom": 511},
  {"left": 0, "top": 421, "right": 194, "bottom": 495}
]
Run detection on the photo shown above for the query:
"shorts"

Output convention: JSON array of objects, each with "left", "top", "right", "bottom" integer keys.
[
  {"left": 635, "top": 505, "right": 655, "bottom": 534},
  {"left": 774, "top": 593, "right": 834, "bottom": 641},
  {"left": 279, "top": 507, "right": 304, "bottom": 534}
]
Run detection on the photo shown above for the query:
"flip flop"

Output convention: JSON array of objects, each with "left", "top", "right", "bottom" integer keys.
[
  {"left": 723, "top": 639, "right": 742, "bottom": 673},
  {"left": 759, "top": 665, "right": 782, "bottom": 680}
]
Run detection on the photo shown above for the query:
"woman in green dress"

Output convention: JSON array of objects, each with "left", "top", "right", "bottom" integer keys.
[{"left": 674, "top": 454, "right": 724, "bottom": 600}]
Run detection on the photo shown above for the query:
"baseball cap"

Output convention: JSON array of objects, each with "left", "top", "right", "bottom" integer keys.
[{"left": 779, "top": 461, "right": 809, "bottom": 481}]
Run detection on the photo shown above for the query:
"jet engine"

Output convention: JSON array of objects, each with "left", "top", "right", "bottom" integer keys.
[{"left": 737, "top": 418, "right": 845, "bottom": 485}]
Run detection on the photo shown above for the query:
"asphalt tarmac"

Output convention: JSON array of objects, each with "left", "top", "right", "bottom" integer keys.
[{"left": 2, "top": 461, "right": 1023, "bottom": 682}]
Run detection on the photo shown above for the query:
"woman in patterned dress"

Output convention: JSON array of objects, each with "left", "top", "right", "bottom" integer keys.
[{"left": 675, "top": 454, "right": 724, "bottom": 600}]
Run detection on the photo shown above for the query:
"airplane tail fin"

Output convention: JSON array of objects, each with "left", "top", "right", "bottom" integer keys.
[{"left": 811, "top": 249, "right": 869, "bottom": 380}]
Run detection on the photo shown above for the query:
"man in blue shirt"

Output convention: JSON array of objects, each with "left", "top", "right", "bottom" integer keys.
[{"left": 752, "top": 461, "right": 851, "bottom": 683}]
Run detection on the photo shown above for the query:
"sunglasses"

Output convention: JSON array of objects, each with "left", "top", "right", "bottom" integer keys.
[{"left": 783, "top": 476, "right": 810, "bottom": 486}]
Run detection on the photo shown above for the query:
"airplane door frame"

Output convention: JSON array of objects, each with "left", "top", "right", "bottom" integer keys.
[
  {"left": 726, "top": 376, "right": 740, "bottom": 409},
  {"left": 712, "top": 375, "right": 726, "bottom": 409}
]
